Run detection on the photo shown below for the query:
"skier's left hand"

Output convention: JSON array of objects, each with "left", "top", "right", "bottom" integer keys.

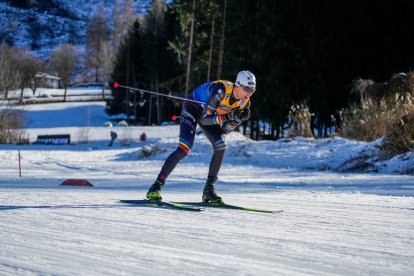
[
  {"left": 224, "top": 111, "right": 242, "bottom": 123},
  {"left": 235, "top": 109, "right": 250, "bottom": 121}
]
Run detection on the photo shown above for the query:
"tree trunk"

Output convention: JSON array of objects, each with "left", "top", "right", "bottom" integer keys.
[
  {"left": 102, "top": 83, "right": 105, "bottom": 100},
  {"left": 207, "top": 16, "right": 215, "bottom": 81},
  {"left": 63, "top": 85, "right": 68, "bottom": 102},
  {"left": 185, "top": 0, "right": 196, "bottom": 97},
  {"left": 20, "top": 86, "right": 24, "bottom": 102},
  {"left": 126, "top": 42, "right": 130, "bottom": 121},
  {"left": 148, "top": 95, "right": 153, "bottom": 125},
  {"left": 217, "top": 0, "right": 227, "bottom": 79}
]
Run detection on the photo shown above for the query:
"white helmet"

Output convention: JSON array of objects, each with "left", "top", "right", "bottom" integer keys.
[{"left": 235, "top": 70, "right": 256, "bottom": 91}]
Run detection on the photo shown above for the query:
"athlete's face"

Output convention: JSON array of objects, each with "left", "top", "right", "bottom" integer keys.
[{"left": 233, "top": 85, "right": 255, "bottom": 101}]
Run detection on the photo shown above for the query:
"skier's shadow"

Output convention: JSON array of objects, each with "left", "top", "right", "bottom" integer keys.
[{"left": 0, "top": 204, "right": 120, "bottom": 211}]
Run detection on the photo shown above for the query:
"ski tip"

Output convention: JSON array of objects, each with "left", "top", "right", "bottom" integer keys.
[
  {"left": 173, "top": 201, "right": 282, "bottom": 213},
  {"left": 271, "top": 209, "right": 284, "bottom": 214}
]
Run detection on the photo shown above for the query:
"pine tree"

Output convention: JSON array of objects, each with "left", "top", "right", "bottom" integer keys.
[
  {"left": 168, "top": 0, "right": 222, "bottom": 94},
  {"left": 108, "top": 20, "right": 145, "bottom": 118}
]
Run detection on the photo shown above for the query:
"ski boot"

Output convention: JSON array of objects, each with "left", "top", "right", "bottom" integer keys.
[
  {"left": 146, "top": 177, "right": 165, "bottom": 201},
  {"left": 202, "top": 176, "right": 223, "bottom": 204}
]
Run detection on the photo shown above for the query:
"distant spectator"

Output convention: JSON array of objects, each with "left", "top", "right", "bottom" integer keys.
[
  {"left": 139, "top": 132, "right": 147, "bottom": 142},
  {"left": 108, "top": 131, "right": 117, "bottom": 147}
]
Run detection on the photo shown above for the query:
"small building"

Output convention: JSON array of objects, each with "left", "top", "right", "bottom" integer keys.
[{"left": 35, "top": 73, "right": 61, "bottom": 89}]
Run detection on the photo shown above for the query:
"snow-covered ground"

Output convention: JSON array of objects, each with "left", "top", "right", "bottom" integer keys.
[{"left": 0, "top": 101, "right": 413, "bottom": 275}]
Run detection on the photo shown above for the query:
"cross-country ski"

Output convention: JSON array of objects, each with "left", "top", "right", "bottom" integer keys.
[
  {"left": 173, "top": 201, "right": 283, "bottom": 213},
  {"left": 119, "top": 199, "right": 205, "bottom": 212}
]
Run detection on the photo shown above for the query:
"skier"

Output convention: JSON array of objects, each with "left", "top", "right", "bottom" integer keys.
[
  {"left": 139, "top": 132, "right": 147, "bottom": 142},
  {"left": 146, "top": 70, "right": 256, "bottom": 203},
  {"left": 108, "top": 131, "right": 117, "bottom": 147}
]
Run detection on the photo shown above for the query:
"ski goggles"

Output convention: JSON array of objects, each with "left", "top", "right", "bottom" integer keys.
[
  {"left": 241, "top": 85, "right": 256, "bottom": 94},
  {"left": 236, "top": 81, "right": 256, "bottom": 94}
]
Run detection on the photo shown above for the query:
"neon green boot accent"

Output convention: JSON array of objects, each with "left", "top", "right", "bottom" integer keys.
[{"left": 146, "top": 179, "right": 164, "bottom": 201}]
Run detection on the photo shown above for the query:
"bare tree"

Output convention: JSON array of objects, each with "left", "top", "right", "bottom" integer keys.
[
  {"left": 0, "top": 102, "right": 25, "bottom": 144},
  {"left": 28, "top": 57, "right": 47, "bottom": 95},
  {"left": 0, "top": 43, "right": 21, "bottom": 99},
  {"left": 112, "top": 0, "right": 124, "bottom": 50},
  {"left": 50, "top": 44, "right": 78, "bottom": 101},
  {"left": 0, "top": 44, "right": 25, "bottom": 143},
  {"left": 86, "top": 5, "right": 109, "bottom": 83},
  {"left": 98, "top": 40, "right": 113, "bottom": 99},
  {"left": 112, "top": 0, "right": 137, "bottom": 51},
  {"left": 13, "top": 49, "right": 46, "bottom": 101}
]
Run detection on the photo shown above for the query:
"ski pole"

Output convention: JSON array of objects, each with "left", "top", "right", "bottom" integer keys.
[{"left": 113, "top": 83, "right": 206, "bottom": 105}]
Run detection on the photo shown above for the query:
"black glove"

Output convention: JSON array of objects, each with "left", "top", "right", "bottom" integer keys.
[
  {"left": 236, "top": 109, "right": 250, "bottom": 121},
  {"left": 223, "top": 111, "right": 242, "bottom": 123},
  {"left": 223, "top": 109, "right": 250, "bottom": 123}
]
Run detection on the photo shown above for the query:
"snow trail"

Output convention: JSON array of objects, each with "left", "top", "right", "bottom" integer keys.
[{"left": 1, "top": 101, "right": 413, "bottom": 275}]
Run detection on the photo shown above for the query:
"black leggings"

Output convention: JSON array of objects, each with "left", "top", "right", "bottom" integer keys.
[{"left": 157, "top": 102, "right": 227, "bottom": 180}]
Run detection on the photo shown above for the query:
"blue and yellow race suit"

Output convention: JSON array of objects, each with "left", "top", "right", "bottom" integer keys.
[{"left": 156, "top": 80, "right": 251, "bottom": 181}]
